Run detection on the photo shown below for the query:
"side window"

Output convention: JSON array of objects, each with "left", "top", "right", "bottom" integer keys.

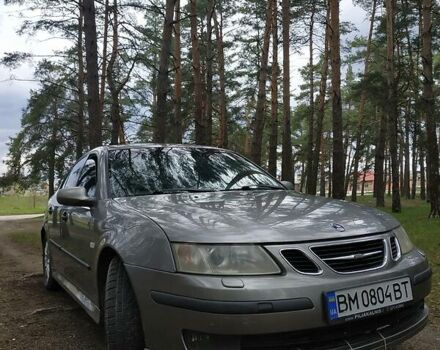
[
  {"left": 63, "top": 157, "right": 87, "bottom": 189},
  {"left": 77, "top": 157, "right": 97, "bottom": 198}
]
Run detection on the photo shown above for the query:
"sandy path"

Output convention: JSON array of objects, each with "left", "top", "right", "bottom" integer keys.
[{"left": 0, "top": 214, "right": 44, "bottom": 222}]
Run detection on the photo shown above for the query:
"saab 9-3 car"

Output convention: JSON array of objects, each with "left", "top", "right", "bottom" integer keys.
[{"left": 41, "top": 144, "right": 432, "bottom": 350}]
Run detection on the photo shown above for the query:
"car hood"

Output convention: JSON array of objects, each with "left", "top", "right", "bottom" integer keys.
[{"left": 114, "top": 191, "right": 400, "bottom": 244}]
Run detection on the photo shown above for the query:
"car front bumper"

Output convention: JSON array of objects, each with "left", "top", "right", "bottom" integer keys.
[
  {"left": 125, "top": 247, "right": 431, "bottom": 350},
  {"left": 180, "top": 302, "right": 429, "bottom": 350}
]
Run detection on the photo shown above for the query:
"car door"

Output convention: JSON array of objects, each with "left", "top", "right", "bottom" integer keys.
[
  {"left": 61, "top": 154, "right": 99, "bottom": 300},
  {"left": 50, "top": 157, "right": 87, "bottom": 278}
]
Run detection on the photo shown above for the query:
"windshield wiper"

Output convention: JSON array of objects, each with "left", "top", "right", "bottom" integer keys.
[
  {"left": 148, "top": 188, "right": 217, "bottom": 195},
  {"left": 225, "top": 184, "right": 285, "bottom": 191},
  {"left": 172, "top": 188, "right": 217, "bottom": 193}
]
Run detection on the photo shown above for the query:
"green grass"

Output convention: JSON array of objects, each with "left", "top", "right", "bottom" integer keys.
[
  {"left": 8, "top": 231, "right": 41, "bottom": 249},
  {"left": 0, "top": 195, "right": 47, "bottom": 215},
  {"left": 5, "top": 218, "right": 43, "bottom": 250},
  {"left": 358, "top": 196, "right": 440, "bottom": 322}
]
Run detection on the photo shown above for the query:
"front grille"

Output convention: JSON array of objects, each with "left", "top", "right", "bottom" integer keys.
[
  {"left": 390, "top": 236, "right": 400, "bottom": 260},
  {"left": 311, "top": 239, "right": 385, "bottom": 273},
  {"left": 281, "top": 249, "right": 320, "bottom": 274}
]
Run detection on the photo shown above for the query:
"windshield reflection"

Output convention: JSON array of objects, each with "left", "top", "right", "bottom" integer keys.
[{"left": 108, "top": 147, "right": 283, "bottom": 198}]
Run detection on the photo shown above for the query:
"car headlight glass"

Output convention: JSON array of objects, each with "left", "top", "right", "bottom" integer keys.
[
  {"left": 172, "top": 244, "right": 281, "bottom": 275},
  {"left": 394, "top": 226, "right": 414, "bottom": 255}
]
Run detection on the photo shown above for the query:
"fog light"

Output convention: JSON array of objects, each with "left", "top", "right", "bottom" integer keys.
[{"left": 183, "top": 330, "right": 240, "bottom": 350}]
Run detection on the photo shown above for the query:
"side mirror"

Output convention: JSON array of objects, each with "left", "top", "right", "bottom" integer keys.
[
  {"left": 281, "top": 181, "right": 294, "bottom": 190},
  {"left": 57, "top": 187, "right": 96, "bottom": 207}
]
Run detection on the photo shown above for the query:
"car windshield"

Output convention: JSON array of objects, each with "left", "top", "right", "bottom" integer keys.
[{"left": 108, "top": 147, "right": 283, "bottom": 197}]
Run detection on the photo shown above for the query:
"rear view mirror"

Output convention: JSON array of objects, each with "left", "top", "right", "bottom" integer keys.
[
  {"left": 57, "top": 187, "right": 96, "bottom": 207},
  {"left": 281, "top": 181, "right": 294, "bottom": 190}
]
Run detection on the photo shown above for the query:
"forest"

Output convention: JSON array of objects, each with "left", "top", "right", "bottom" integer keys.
[{"left": 1, "top": 0, "right": 439, "bottom": 217}]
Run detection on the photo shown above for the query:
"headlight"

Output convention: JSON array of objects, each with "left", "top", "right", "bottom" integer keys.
[
  {"left": 172, "top": 244, "right": 281, "bottom": 275},
  {"left": 394, "top": 226, "right": 414, "bottom": 255}
]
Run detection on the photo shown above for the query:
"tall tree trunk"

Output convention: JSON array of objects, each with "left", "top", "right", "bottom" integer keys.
[
  {"left": 387, "top": 151, "right": 392, "bottom": 196},
  {"left": 329, "top": 0, "right": 345, "bottom": 199},
  {"left": 375, "top": 109, "right": 387, "bottom": 207},
  {"left": 99, "top": 0, "right": 109, "bottom": 117},
  {"left": 83, "top": 0, "right": 102, "bottom": 148},
  {"left": 411, "top": 128, "right": 418, "bottom": 199},
  {"left": 351, "top": 0, "right": 377, "bottom": 202},
  {"left": 403, "top": 0, "right": 417, "bottom": 200},
  {"left": 173, "top": 0, "right": 182, "bottom": 143},
  {"left": 251, "top": 0, "right": 274, "bottom": 165},
  {"left": 360, "top": 167, "right": 365, "bottom": 197},
  {"left": 190, "top": 0, "right": 206, "bottom": 145},
  {"left": 281, "top": 0, "right": 293, "bottom": 182},
  {"left": 386, "top": 0, "right": 401, "bottom": 212},
  {"left": 403, "top": 101, "right": 411, "bottom": 198},
  {"left": 76, "top": 0, "right": 85, "bottom": 159},
  {"left": 268, "top": 2, "right": 278, "bottom": 177},
  {"left": 328, "top": 155, "right": 332, "bottom": 197},
  {"left": 416, "top": 0, "right": 424, "bottom": 200},
  {"left": 399, "top": 125, "right": 404, "bottom": 194},
  {"left": 383, "top": 149, "right": 389, "bottom": 198},
  {"left": 319, "top": 140, "right": 326, "bottom": 196},
  {"left": 205, "top": 0, "right": 214, "bottom": 145},
  {"left": 151, "top": 50, "right": 159, "bottom": 129},
  {"left": 421, "top": 0, "right": 440, "bottom": 217},
  {"left": 300, "top": 161, "right": 306, "bottom": 193},
  {"left": 420, "top": 144, "right": 426, "bottom": 200},
  {"left": 48, "top": 102, "right": 59, "bottom": 198},
  {"left": 311, "top": 3, "right": 330, "bottom": 195},
  {"left": 107, "top": 0, "right": 122, "bottom": 145},
  {"left": 305, "top": 3, "right": 316, "bottom": 194},
  {"left": 213, "top": 7, "right": 227, "bottom": 148},
  {"left": 344, "top": 143, "right": 354, "bottom": 196},
  {"left": 361, "top": 165, "right": 368, "bottom": 196},
  {"left": 154, "top": 0, "right": 176, "bottom": 143}
]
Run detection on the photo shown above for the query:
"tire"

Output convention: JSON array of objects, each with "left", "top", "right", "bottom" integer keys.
[
  {"left": 104, "top": 257, "right": 145, "bottom": 350},
  {"left": 42, "top": 239, "right": 59, "bottom": 291}
]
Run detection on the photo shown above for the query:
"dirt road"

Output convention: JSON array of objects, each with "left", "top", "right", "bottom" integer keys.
[
  {"left": 0, "top": 218, "right": 438, "bottom": 349},
  {"left": 0, "top": 214, "right": 43, "bottom": 222},
  {"left": 0, "top": 219, "right": 104, "bottom": 350}
]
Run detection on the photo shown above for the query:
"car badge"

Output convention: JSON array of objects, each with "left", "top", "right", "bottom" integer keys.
[
  {"left": 332, "top": 223, "right": 345, "bottom": 232},
  {"left": 353, "top": 253, "right": 366, "bottom": 260}
]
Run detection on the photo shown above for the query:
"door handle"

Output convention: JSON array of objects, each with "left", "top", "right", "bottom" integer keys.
[
  {"left": 48, "top": 206, "right": 54, "bottom": 215},
  {"left": 61, "top": 211, "right": 69, "bottom": 222}
]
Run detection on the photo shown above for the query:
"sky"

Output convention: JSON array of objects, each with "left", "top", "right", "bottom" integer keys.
[{"left": 0, "top": 0, "right": 369, "bottom": 175}]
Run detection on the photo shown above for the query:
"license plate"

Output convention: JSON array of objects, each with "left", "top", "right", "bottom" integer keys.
[{"left": 326, "top": 277, "right": 413, "bottom": 322}]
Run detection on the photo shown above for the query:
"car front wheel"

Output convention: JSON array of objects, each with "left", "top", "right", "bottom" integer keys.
[{"left": 104, "top": 256, "right": 145, "bottom": 350}]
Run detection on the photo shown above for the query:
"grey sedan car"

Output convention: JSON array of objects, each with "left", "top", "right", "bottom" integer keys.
[{"left": 42, "top": 144, "right": 431, "bottom": 350}]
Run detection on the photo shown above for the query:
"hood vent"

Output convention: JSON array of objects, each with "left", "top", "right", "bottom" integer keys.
[{"left": 281, "top": 249, "right": 321, "bottom": 274}]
